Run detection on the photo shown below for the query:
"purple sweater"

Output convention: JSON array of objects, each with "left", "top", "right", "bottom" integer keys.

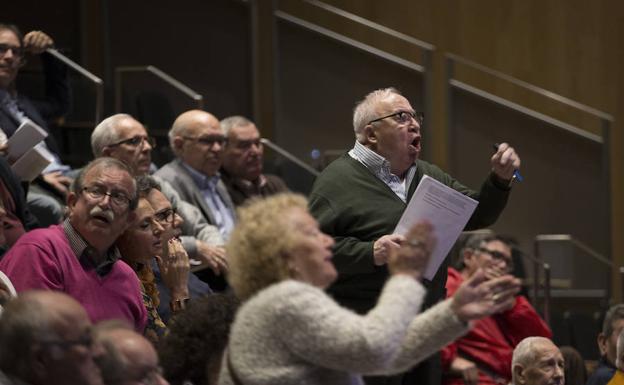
[{"left": 0, "top": 225, "right": 147, "bottom": 331}]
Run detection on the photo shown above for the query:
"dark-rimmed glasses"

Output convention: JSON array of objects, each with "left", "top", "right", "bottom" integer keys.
[
  {"left": 182, "top": 135, "right": 227, "bottom": 147},
  {"left": 477, "top": 247, "right": 514, "bottom": 271},
  {"left": 368, "top": 110, "right": 424, "bottom": 126},
  {"left": 0, "top": 44, "right": 24, "bottom": 59},
  {"left": 107, "top": 135, "right": 156, "bottom": 148},
  {"left": 154, "top": 207, "right": 176, "bottom": 224},
  {"left": 82, "top": 185, "right": 132, "bottom": 209}
]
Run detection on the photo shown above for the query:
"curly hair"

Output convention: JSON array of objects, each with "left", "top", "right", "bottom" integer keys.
[
  {"left": 158, "top": 293, "right": 239, "bottom": 385},
  {"left": 226, "top": 193, "right": 309, "bottom": 301}
]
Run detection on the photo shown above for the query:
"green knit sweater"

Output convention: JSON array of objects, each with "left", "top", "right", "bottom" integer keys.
[{"left": 309, "top": 153, "right": 510, "bottom": 313}]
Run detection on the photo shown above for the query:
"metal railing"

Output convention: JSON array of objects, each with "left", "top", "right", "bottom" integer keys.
[
  {"left": 114, "top": 65, "right": 203, "bottom": 113},
  {"left": 260, "top": 138, "right": 320, "bottom": 177},
  {"left": 45, "top": 48, "right": 104, "bottom": 123},
  {"left": 534, "top": 234, "right": 620, "bottom": 324}
]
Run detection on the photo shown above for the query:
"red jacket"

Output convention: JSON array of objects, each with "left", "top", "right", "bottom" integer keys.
[{"left": 441, "top": 268, "right": 552, "bottom": 385}]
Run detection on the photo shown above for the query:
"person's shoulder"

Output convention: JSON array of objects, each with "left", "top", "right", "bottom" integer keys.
[
  {"left": 13, "top": 224, "right": 65, "bottom": 245},
  {"left": 311, "top": 153, "right": 360, "bottom": 191},
  {"left": 154, "top": 160, "right": 182, "bottom": 178},
  {"left": 243, "top": 280, "right": 326, "bottom": 316},
  {"left": 590, "top": 364, "right": 616, "bottom": 381}
]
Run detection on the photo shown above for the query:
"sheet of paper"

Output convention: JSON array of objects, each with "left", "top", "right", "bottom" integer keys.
[
  {"left": 11, "top": 144, "right": 53, "bottom": 182},
  {"left": 394, "top": 175, "right": 478, "bottom": 280},
  {"left": 6, "top": 120, "right": 48, "bottom": 164}
]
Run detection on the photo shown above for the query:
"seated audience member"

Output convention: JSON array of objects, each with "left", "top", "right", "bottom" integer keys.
[
  {"left": 90, "top": 114, "right": 227, "bottom": 275},
  {"left": 587, "top": 305, "right": 624, "bottom": 385},
  {"left": 560, "top": 346, "right": 587, "bottom": 385},
  {"left": 0, "top": 291, "right": 104, "bottom": 385},
  {"left": 159, "top": 293, "right": 239, "bottom": 385},
  {"left": 95, "top": 320, "right": 169, "bottom": 385},
  {"left": 220, "top": 193, "right": 521, "bottom": 385},
  {"left": 511, "top": 337, "right": 564, "bottom": 385},
  {"left": 0, "top": 24, "right": 73, "bottom": 225},
  {"left": 116, "top": 179, "right": 190, "bottom": 343},
  {"left": 138, "top": 175, "right": 212, "bottom": 323},
  {"left": 607, "top": 330, "right": 624, "bottom": 385},
  {"left": 442, "top": 233, "right": 551, "bottom": 385},
  {"left": 0, "top": 156, "right": 40, "bottom": 249},
  {"left": 220, "top": 115, "right": 288, "bottom": 206},
  {"left": 0, "top": 158, "right": 147, "bottom": 331},
  {"left": 156, "top": 110, "right": 236, "bottom": 242}
]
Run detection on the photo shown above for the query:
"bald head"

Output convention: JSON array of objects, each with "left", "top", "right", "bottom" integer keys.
[
  {"left": 169, "top": 110, "right": 225, "bottom": 176},
  {"left": 512, "top": 337, "right": 563, "bottom": 385},
  {"left": 0, "top": 291, "right": 103, "bottom": 385},
  {"left": 92, "top": 114, "right": 153, "bottom": 176},
  {"left": 96, "top": 325, "right": 168, "bottom": 385}
]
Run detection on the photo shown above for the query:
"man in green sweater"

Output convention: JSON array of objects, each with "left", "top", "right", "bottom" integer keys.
[{"left": 308, "top": 87, "right": 521, "bottom": 385}]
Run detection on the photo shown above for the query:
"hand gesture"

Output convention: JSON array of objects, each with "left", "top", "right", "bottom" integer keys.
[
  {"left": 23, "top": 31, "right": 54, "bottom": 54},
  {"left": 451, "top": 269, "right": 520, "bottom": 322},
  {"left": 388, "top": 221, "right": 436, "bottom": 280},
  {"left": 196, "top": 241, "right": 228, "bottom": 275},
  {"left": 42, "top": 171, "right": 72, "bottom": 198},
  {"left": 450, "top": 357, "right": 479, "bottom": 385},
  {"left": 373, "top": 234, "right": 404, "bottom": 266},
  {"left": 490, "top": 142, "right": 521, "bottom": 183},
  {"left": 156, "top": 238, "right": 190, "bottom": 300}
]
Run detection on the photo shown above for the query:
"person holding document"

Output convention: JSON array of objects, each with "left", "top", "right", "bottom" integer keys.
[{"left": 308, "top": 87, "right": 521, "bottom": 385}]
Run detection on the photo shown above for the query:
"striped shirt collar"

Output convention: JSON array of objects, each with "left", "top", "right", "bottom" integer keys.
[{"left": 62, "top": 219, "right": 121, "bottom": 276}]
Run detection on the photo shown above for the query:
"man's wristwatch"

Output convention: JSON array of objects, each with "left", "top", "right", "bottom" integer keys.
[{"left": 170, "top": 297, "right": 190, "bottom": 313}]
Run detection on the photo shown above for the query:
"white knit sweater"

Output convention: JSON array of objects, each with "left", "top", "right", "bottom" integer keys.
[{"left": 220, "top": 275, "right": 469, "bottom": 385}]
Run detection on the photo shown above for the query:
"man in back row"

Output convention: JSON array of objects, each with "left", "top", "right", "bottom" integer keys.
[
  {"left": 309, "top": 87, "right": 521, "bottom": 385},
  {"left": 220, "top": 115, "right": 288, "bottom": 206}
]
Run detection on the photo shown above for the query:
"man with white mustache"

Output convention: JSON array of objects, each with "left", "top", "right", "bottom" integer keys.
[{"left": 0, "top": 157, "right": 147, "bottom": 331}]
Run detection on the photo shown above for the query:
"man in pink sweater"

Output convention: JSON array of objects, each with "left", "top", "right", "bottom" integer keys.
[{"left": 0, "top": 158, "right": 147, "bottom": 331}]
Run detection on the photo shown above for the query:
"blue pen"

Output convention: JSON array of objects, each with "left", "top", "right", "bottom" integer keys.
[{"left": 493, "top": 143, "right": 523, "bottom": 182}]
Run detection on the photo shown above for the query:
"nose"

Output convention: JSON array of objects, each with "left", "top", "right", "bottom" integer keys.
[
  {"left": 97, "top": 193, "right": 113, "bottom": 208},
  {"left": 142, "top": 138, "right": 153, "bottom": 151},
  {"left": 173, "top": 213, "right": 184, "bottom": 229},
  {"left": 322, "top": 233, "right": 335, "bottom": 248},
  {"left": 153, "top": 220, "right": 164, "bottom": 236}
]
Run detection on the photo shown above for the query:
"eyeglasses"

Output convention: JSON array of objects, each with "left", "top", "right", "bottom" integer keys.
[
  {"left": 182, "top": 135, "right": 227, "bottom": 147},
  {"left": 154, "top": 207, "right": 176, "bottom": 224},
  {"left": 232, "top": 138, "right": 262, "bottom": 151},
  {"left": 108, "top": 135, "right": 156, "bottom": 148},
  {"left": 477, "top": 247, "right": 514, "bottom": 271},
  {"left": 368, "top": 110, "right": 424, "bottom": 126},
  {"left": 82, "top": 185, "right": 132, "bottom": 209},
  {"left": 0, "top": 44, "right": 24, "bottom": 59},
  {"left": 40, "top": 330, "right": 93, "bottom": 350}
]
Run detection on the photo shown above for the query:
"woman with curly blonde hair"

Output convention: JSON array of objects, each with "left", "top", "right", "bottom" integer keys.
[{"left": 221, "top": 193, "right": 521, "bottom": 385}]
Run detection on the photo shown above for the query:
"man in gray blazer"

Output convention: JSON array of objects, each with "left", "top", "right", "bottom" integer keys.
[{"left": 156, "top": 110, "right": 236, "bottom": 242}]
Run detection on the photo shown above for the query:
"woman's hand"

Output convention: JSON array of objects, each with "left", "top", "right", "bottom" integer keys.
[
  {"left": 156, "top": 238, "right": 190, "bottom": 300},
  {"left": 388, "top": 221, "right": 436, "bottom": 280},
  {"left": 450, "top": 269, "right": 521, "bottom": 322}
]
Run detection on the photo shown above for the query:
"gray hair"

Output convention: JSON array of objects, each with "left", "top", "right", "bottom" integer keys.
[
  {"left": 221, "top": 115, "right": 254, "bottom": 137},
  {"left": 602, "top": 304, "right": 624, "bottom": 337},
  {"left": 352, "top": 87, "right": 401, "bottom": 142},
  {"left": 91, "top": 114, "right": 135, "bottom": 157},
  {"left": 71, "top": 157, "right": 139, "bottom": 211},
  {"left": 617, "top": 330, "right": 624, "bottom": 370},
  {"left": 511, "top": 337, "right": 555, "bottom": 383}
]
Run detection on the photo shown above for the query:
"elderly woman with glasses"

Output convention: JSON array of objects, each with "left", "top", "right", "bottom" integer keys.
[
  {"left": 220, "top": 193, "right": 520, "bottom": 385},
  {"left": 117, "top": 176, "right": 190, "bottom": 343}
]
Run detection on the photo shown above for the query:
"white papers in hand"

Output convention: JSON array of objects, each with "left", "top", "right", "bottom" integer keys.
[
  {"left": 11, "top": 143, "right": 53, "bottom": 182},
  {"left": 6, "top": 120, "right": 48, "bottom": 164},
  {"left": 394, "top": 175, "right": 478, "bottom": 280}
]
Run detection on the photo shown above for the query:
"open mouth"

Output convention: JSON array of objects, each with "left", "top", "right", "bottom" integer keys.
[
  {"left": 408, "top": 137, "right": 421, "bottom": 153},
  {"left": 91, "top": 214, "right": 111, "bottom": 224}
]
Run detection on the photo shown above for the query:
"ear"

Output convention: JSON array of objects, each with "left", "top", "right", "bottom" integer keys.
[
  {"left": 462, "top": 249, "right": 477, "bottom": 270},
  {"left": 598, "top": 333, "right": 609, "bottom": 356},
  {"left": 101, "top": 146, "right": 113, "bottom": 157},
  {"left": 513, "top": 364, "right": 526, "bottom": 385},
  {"left": 364, "top": 124, "right": 377, "bottom": 144},
  {"left": 66, "top": 191, "right": 78, "bottom": 208},
  {"left": 30, "top": 344, "right": 51, "bottom": 380},
  {"left": 173, "top": 136, "right": 184, "bottom": 151}
]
